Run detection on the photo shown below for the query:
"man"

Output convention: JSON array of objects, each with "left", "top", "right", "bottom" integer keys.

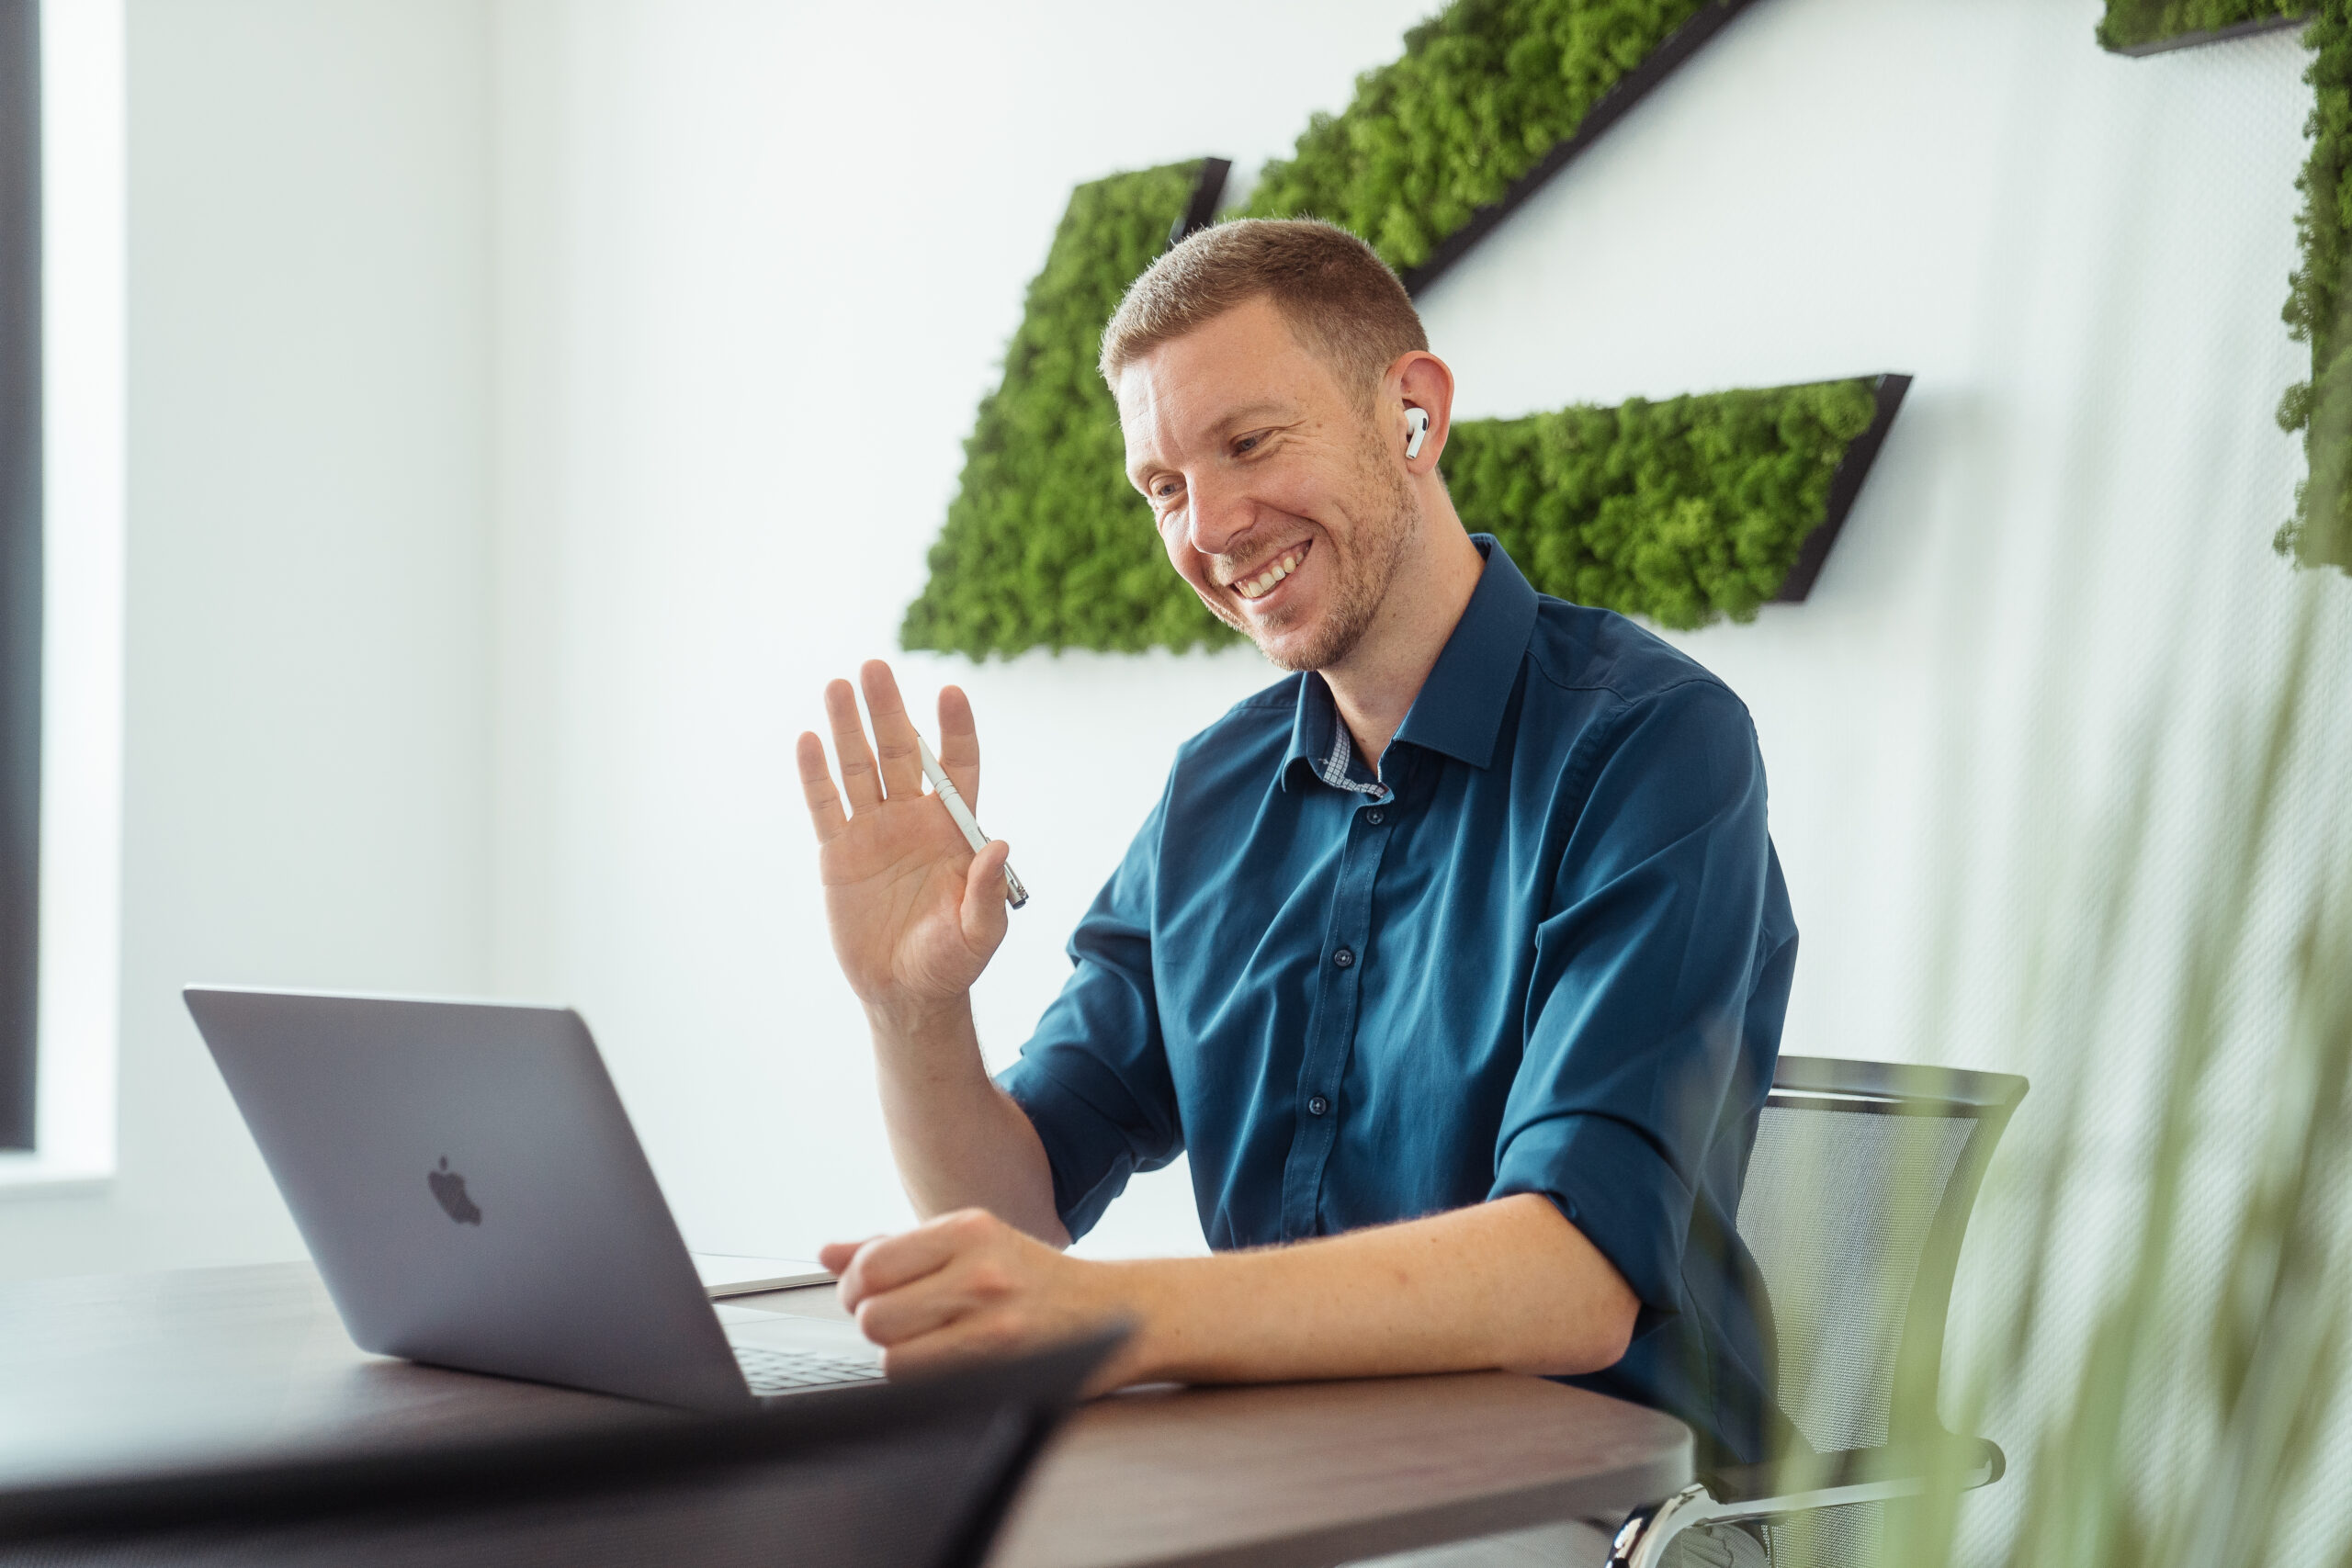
[{"left": 797, "top": 220, "right": 1794, "bottom": 1561}]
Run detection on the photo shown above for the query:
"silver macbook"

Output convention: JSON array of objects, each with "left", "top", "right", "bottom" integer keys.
[{"left": 184, "top": 986, "right": 885, "bottom": 1413}]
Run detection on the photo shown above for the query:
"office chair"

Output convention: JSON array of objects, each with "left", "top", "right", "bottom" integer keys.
[
  {"left": 1610, "top": 1055, "right": 2029, "bottom": 1568},
  {"left": 0, "top": 1328, "right": 1119, "bottom": 1568}
]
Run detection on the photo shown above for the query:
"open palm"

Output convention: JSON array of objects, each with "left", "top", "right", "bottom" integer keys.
[{"left": 797, "top": 661, "right": 1012, "bottom": 1016}]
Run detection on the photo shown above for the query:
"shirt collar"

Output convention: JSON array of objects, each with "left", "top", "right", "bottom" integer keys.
[{"left": 1279, "top": 535, "right": 1540, "bottom": 791}]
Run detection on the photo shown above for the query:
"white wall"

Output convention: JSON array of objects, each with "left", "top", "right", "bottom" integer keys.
[
  {"left": 6, "top": 9, "right": 2346, "bottom": 1548},
  {"left": 1410, "top": 5, "right": 2352, "bottom": 1550},
  {"left": 486, "top": 3, "right": 2352, "bottom": 1548},
  {"left": 1418, "top": 0, "right": 2346, "bottom": 1097},
  {"left": 484, "top": 0, "right": 1439, "bottom": 1259},
  {"left": 0, "top": 0, "right": 495, "bottom": 1277},
  {"left": 485, "top": 0, "right": 2352, "bottom": 1274}
]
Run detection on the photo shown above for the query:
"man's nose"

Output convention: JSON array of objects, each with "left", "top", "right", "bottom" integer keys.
[{"left": 1184, "top": 468, "right": 1252, "bottom": 558}]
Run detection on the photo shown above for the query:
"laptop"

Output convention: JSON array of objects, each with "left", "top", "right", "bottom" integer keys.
[{"left": 184, "top": 986, "right": 889, "bottom": 1412}]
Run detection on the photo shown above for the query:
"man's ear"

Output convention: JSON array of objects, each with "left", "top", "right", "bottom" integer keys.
[{"left": 1392, "top": 350, "right": 1456, "bottom": 474}]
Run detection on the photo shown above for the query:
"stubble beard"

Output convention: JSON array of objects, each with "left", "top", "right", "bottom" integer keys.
[{"left": 1210, "top": 435, "right": 1421, "bottom": 674}]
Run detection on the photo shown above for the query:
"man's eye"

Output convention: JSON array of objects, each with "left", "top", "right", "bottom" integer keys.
[{"left": 1234, "top": 435, "right": 1261, "bottom": 455}]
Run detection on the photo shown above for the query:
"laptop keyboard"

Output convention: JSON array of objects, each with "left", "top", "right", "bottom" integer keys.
[{"left": 732, "top": 1343, "right": 886, "bottom": 1394}]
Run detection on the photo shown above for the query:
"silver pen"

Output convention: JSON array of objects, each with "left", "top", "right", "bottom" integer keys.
[{"left": 914, "top": 733, "right": 1029, "bottom": 909}]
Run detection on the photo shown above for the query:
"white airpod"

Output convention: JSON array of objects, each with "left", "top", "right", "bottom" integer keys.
[{"left": 1404, "top": 407, "right": 1430, "bottom": 459}]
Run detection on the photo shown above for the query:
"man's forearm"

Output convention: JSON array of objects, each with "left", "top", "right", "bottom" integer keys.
[
  {"left": 867, "top": 998, "right": 1068, "bottom": 1244},
  {"left": 1106, "top": 1192, "right": 1636, "bottom": 1385}
]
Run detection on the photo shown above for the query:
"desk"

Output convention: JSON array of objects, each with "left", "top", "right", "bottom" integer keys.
[{"left": 0, "top": 1265, "right": 1690, "bottom": 1567}]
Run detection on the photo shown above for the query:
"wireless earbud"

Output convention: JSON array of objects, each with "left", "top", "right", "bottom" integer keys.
[{"left": 1404, "top": 407, "right": 1430, "bottom": 459}]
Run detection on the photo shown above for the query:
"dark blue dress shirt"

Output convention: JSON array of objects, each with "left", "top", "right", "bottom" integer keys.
[{"left": 997, "top": 536, "right": 1796, "bottom": 1464}]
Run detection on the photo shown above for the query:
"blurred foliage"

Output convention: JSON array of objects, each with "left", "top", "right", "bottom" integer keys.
[
  {"left": 1871, "top": 582, "right": 2352, "bottom": 1568},
  {"left": 2096, "top": 0, "right": 2307, "bottom": 51},
  {"left": 1240, "top": 0, "right": 1708, "bottom": 275},
  {"left": 900, "top": 161, "right": 1877, "bottom": 655}
]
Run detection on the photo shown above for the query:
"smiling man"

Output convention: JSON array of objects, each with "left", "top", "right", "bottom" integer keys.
[{"left": 797, "top": 220, "right": 1793, "bottom": 1564}]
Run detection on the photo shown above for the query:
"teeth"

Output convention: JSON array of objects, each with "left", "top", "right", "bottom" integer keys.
[{"left": 1235, "top": 548, "right": 1304, "bottom": 601}]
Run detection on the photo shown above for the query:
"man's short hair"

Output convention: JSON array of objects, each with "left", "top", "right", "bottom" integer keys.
[{"left": 1098, "top": 218, "right": 1428, "bottom": 404}]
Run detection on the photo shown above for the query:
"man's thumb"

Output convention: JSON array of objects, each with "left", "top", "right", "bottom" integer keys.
[{"left": 960, "top": 839, "right": 1013, "bottom": 942}]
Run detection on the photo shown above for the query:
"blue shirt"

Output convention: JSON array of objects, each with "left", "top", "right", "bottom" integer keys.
[{"left": 998, "top": 537, "right": 1796, "bottom": 1464}]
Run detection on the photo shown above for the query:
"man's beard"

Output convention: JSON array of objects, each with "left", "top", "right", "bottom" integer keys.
[{"left": 1208, "top": 435, "right": 1420, "bottom": 673}]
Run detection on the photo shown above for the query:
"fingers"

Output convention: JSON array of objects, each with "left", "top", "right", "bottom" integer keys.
[
  {"left": 960, "top": 840, "right": 1013, "bottom": 947},
  {"left": 795, "top": 733, "right": 849, "bottom": 844},
  {"left": 859, "top": 660, "right": 927, "bottom": 804},
  {"left": 823, "top": 678, "right": 883, "bottom": 811},
  {"left": 873, "top": 1313, "right": 1034, "bottom": 1382},
  {"left": 936, "top": 685, "right": 980, "bottom": 809},
  {"left": 834, "top": 1212, "right": 983, "bottom": 1307},
  {"left": 817, "top": 1238, "right": 873, "bottom": 1276},
  {"left": 834, "top": 1213, "right": 1021, "bottom": 1360},
  {"left": 854, "top": 1269, "right": 979, "bottom": 1348}
]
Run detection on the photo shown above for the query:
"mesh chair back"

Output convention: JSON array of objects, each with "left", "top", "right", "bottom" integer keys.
[{"left": 1734, "top": 1056, "right": 2025, "bottom": 1565}]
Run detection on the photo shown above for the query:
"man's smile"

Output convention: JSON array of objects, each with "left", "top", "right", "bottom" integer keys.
[{"left": 1220, "top": 538, "right": 1314, "bottom": 604}]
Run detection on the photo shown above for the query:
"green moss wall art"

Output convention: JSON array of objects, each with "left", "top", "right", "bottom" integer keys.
[
  {"left": 902, "top": 0, "right": 1903, "bottom": 657},
  {"left": 899, "top": 164, "right": 1206, "bottom": 658},
  {"left": 2098, "top": 1, "right": 2352, "bottom": 573},
  {"left": 2098, "top": 0, "right": 2308, "bottom": 52},
  {"left": 1238, "top": 0, "right": 1713, "bottom": 279},
  {"left": 2278, "top": 1, "right": 2352, "bottom": 571},
  {"left": 1443, "top": 379, "right": 1883, "bottom": 632}
]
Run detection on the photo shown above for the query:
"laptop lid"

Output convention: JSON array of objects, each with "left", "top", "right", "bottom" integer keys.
[{"left": 184, "top": 987, "right": 750, "bottom": 1413}]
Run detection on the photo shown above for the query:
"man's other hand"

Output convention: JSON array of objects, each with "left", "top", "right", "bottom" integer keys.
[
  {"left": 820, "top": 1212, "right": 1139, "bottom": 1392},
  {"left": 797, "top": 661, "right": 1012, "bottom": 1024}
]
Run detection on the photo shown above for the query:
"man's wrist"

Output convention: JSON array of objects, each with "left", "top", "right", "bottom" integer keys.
[
  {"left": 863, "top": 992, "right": 977, "bottom": 1055},
  {"left": 1095, "top": 1256, "right": 1201, "bottom": 1386}
]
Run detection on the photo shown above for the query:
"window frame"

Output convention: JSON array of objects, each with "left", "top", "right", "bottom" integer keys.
[{"left": 0, "top": 0, "right": 42, "bottom": 1153}]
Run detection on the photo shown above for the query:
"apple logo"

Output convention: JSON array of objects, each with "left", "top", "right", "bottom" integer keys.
[{"left": 427, "top": 1156, "right": 482, "bottom": 1225}]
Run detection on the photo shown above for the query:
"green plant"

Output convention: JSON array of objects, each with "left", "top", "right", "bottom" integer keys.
[
  {"left": 1862, "top": 580, "right": 2352, "bottom": 1568},
  {"left": 907, "top": 0, "right": 1863, "bottom": 656},
  {"left": 1444, "top": 378, "right": 1879, "bottom": 630},
  {"left": 1241, "top": 0, "right": 1709, "bottom": 275},
  {"left": 2097, "top": 0, "right": 2306, "bottom": 51},
  {"left": 900, "top": 164, "right": 1233, "bottom": 658},
  {"left": 906, "top": 262, "right": 1879, "bottom": 657},
  {"left": 2278, "top": 1, "right": 2352, "bottom": 572}
]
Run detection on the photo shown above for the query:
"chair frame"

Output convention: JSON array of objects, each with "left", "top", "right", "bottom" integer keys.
[{"left": 1606, "top": 1055, "right": 2028, "bottom": 1568}]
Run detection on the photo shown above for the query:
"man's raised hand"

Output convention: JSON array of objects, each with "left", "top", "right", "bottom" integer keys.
[{"left": 797, "top": 661, "right": 1012, "bottom": 1023}]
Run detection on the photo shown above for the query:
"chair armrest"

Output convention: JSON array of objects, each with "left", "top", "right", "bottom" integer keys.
[
  {"left": 1700, "top": 1437, "right": 2005, "bottom": 1517},
  {"left": 1608, "top": 1439, "right": 2006, "bottom": 1567}
]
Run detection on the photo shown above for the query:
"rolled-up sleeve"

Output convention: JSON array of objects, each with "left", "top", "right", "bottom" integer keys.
[
  {"left": 996, "top": 795, "right": 1182, "bottom": 1242},
  {"left": 1490, "top": 679, "right": 1775, "bottom": 1325}
]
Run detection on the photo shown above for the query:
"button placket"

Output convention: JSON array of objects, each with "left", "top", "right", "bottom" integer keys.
[{"left": 1278, "top": 787, "right": 1398, "bottom": 1239}]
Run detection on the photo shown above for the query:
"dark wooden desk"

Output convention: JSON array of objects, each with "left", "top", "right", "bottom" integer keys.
[{"left": 0, "top": 1264, "right": 1690, "bottom": 1568}]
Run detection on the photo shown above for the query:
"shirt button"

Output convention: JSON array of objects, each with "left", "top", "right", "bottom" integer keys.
[
  {"left": 1332, "top": 948, "right": 1354, "bottom": 968},
  {"left": 1365, "top": 809, "right": 1384, "bottom": 825},
  {"left": 1306, "top": 1095, "right": 1329, "bottom": 1116}
]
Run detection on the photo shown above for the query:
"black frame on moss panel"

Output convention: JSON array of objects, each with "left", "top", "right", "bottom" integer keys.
[
  {"left": 1170, "top": 158, "right": 1231, "bottom": 248},
  {"left": 1162, "top": 0, "right": 1902, "bottom": 617},
  {"left": 1772, "top": 373, "right": 1910, "bottom": 603},
  {"left": 2102, "top": 11, "right": 2311, "bottom": 57},
  {"left": 1167, "top": 1, "right": 1762, "bottom": 291},
  {"left": 1399, "top": 0, "right": 1762, "bottom": 298},
  {"left": 0, "top": 0, "right": 40, "bottom": 1151}
]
